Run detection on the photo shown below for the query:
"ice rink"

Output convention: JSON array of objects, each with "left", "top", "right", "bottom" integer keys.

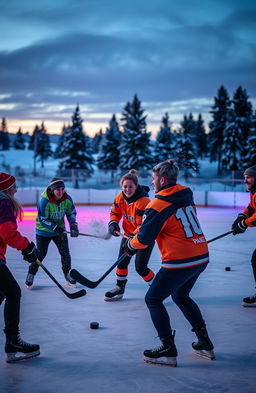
[{"left": 0, "top": 206, "right": 255, "bottom": 393}]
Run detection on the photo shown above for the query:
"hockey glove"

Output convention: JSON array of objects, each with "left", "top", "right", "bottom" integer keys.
[
  {"left": 22, "top": 242, "right": 40, "bottom": 263},
  {"left": 53, "top": 225, "right": 65, "bottom": 236},
  {"left": 232, "top": 219, "right": 248, "bottom": 235},
  {"left": 108, "top": 221, "right": 120, "bottom": 237},
  {"left": 232, "top": 213, "right": 247, "bottom": 231},
  {"left": 123, "top": 238, "right": 137, "bottom": 256},
  {"left": 70, "top": 222, "right": 79, "bottom": 237}
]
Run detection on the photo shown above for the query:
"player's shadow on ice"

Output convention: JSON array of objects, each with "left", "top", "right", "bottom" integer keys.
[{"left": 193, "top": 295, "right": 243, "bottom": 306}]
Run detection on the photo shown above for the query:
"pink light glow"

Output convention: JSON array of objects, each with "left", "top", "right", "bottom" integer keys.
[{"left": 21, "top": 207, "right": 111, "bottom": 233}]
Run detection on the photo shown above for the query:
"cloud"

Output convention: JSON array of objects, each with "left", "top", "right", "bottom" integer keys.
[{"left": 0, "top": 0, "right": 255, "bottom": 133}]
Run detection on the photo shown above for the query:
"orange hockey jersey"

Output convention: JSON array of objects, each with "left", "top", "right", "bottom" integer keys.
[
  {"left": 243, "top": 189, "right": 256, "bottom": 227},
  {"left": 110, "top": 185, "right": 151, "bottom": 236},
  {"left": 130, "top": 184, "right": 209, "bottom": 269}
]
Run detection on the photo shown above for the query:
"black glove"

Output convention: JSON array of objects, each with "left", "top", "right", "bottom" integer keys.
[
  {"left": 232, "top": 219, "right": 248, "bottom": 235},
  {"left": 22, "top": 242, "right": 40, "bottom": 263},
  {"left": 108, "top": 221, "right": 120, "bottom": 237},
  {"left": 123, "top": 237, "right": 137, "bottom": 256},
  {"left": 232, "top": 213, "right": 247, "bottom": 231},
  {"left": 53, "top": 225, "right": 65, "bottom": 236},
  {"left": 70, "top": 222, "right": 79, "bottom": 237}
]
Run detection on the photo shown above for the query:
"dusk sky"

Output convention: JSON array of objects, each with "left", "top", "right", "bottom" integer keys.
[{"left": 0, "top": 0, "right": 255, "bottom": 137}]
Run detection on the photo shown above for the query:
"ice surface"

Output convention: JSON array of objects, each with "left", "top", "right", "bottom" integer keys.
[{"left": 0, "top": 206, "right": 255, "bottom": 393}]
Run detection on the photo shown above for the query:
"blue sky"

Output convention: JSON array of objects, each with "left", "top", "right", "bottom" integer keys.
[{"left": 0, "top": 0, "right": 255, "bottom": 137}]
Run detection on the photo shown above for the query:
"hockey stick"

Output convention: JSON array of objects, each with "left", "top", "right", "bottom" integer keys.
[
  {"left": 70, "top": 230, "right": 234, "bottom": 289},
  {"left": 67, "top": 231, "right": 111, "bottom": 240},
  {"left": 115, "top": 231, "right": 128, "bottom": 239},
  {"left": 35, "top": 259, "right": 87, "bottom": 299},
  {"left": 69, "top": 253, "right": 128, "bottom": 289},
  {"left": 207, "top": 230, "right": 233, "bottom": 244}
]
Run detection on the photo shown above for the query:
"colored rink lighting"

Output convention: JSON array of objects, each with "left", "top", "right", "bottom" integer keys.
[{"left": 23, "top": 209, "right": 37, "bottom": 220}]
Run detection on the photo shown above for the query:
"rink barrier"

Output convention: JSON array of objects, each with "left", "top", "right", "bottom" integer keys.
[{"left": 16, "top": 189, "right": 249, "bottom": 208}]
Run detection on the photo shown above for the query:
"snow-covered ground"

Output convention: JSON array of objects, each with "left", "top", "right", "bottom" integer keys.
[
  {"left": 0, "top": 148, "right": 245, "bottom": 191},
  {"left": 0, "top": 206, "right": 255, "bottom": 393}
]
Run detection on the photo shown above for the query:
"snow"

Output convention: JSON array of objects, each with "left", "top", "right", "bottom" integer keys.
[{"left": 0, "top": 206, "right": 256, "bottom": 393}]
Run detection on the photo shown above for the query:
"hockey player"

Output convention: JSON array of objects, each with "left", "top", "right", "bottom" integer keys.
[
  {"left": 0, "top": 172, "right": 40, "bottom": 362},
  {"left": 105, "top": 169, "right": 154, "bottom": 301},
  {"left": 123, "top": 159, "right": 214, "bottom": 366},
  {"left": 25, "top": 178, "right": 79, "bottom": 288},
  {"left": 231, "top": 164, "right": 256, "bottom": 306}
]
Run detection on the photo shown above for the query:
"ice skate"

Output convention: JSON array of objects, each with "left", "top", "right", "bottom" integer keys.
[
  {"left": 25, "top": 273, "right": 35, "bottom": 288},
  {"left": 104, "top": 279, "right": 127, "bottom": 301},
  {"left": 144, "top": 333, "right": 177, "bottom": 367},
  {"left": 104, "top": 285, "right": 125, "bottom": 301},
  {"left": 65, "top": 272, "right": 77, "bottom": 288},
  {"left": 192, "top": 327, "right": 215, "bottom": 360},
  {"left": 5, "top": 334, "right": 40, "bottom": 363},
  {"left": 243, "top": 293, "right": 256, "bottom": 307}
]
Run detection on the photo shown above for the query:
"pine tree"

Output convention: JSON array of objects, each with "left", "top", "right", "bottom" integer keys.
[
  {"left": 92, "top": 129, "right": 104, "bottom": 154},
  {"left": 221, "top": 109, "right": 243, "bottom": 172},
  {"left": 243, "top": 110, "right": 256, "bottom": 167},
  {"left": 98, "top": 114, "right": 121, "bottom": 181},
  {"left": 55, "top": 124, "right": 70, "bottom": 158},
  {"left": 232, "top": 86, "right": 253, "bottom": 166},
  {"left": 194, "top": 114, "right": 208, "bottom": 158},
  {"left": 208, "top": 86, "right": 231, "bottom": 175},
  {"left": 119, "top": 94, "right": 153, "bottom": 175},
  {"left": 13, "top": 127, "right": 26, "bottom": 150},
  {"left": 0, "top": 117, "right": 10, "bottom": 150},
  {"left": 154, "top": 113, "right": 175, "bottom": 163},
  {"left": 28, "top": 124, "right": 41, "bottom": 151},
  {"left": 36, "top": 122, "right": 52, "bottom": 168},
  {"left": 176, "top": 114, "right": 199, "bottom": 179},
  {"left": 59, "top": 105, "right": 94, "bottom": 176}
]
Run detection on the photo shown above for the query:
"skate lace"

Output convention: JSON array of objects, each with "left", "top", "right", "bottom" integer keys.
[
  {"left": 17, "top": 335, "right": 31, "bottom": 347},
  {"left": 109, "top": 285, "right": 121, "bottom": 294},
  {"left": 151, "top": 344, "right": 165, "bottom": 353}
]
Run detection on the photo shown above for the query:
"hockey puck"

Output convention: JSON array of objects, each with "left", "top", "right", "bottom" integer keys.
[
  {"left": 225, "top": 266, "right": 231, "bottom": 271},
  {"left": 90, "top": 322, "right": 99, "bottom": 329}
]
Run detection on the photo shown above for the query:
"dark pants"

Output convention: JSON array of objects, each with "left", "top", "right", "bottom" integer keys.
[
  {"left": 145, "top": 263, "right": 208, "bottom": 339},
  {"left": 116, "top": 237, "right": 154, "bottom": 280},
  {"left": 29, "top": 234, "right": 71, "bottom": 276},
  {"left": 251, "top": 249, "right": 256, "bottom": 283},
  {"left": 0, "top": 264, "right": 21, "bottom": 336}
]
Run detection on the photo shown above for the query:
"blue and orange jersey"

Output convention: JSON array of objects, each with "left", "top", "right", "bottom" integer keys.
[
  {"left": 110, "top": 185, "right": 151, "bottom": 236},
  {"left": 130, "top": 184, "right": 209, "bottom": 269},
  {"left": 243, "top": 189, "right": 256, "bottom": 227},
  {"left": 0, "top": 192, "right": 29, "bottom": 263}
]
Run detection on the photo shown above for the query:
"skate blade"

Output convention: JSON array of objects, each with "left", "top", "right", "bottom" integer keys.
[
  {"left": 243, "top": 303, "right": 256, "bottom": 307},
  {"left": 104, "top": 294, "right": 123, "bottom": 302},
  {"left": 194, "top": 349, "right": 215, "bottom": 360},
  {"left": 144, "top": 356, "right": 177, "bottom": 367},
  {"left": 6, "top": 350, "right": 40, "bottom": 363}
]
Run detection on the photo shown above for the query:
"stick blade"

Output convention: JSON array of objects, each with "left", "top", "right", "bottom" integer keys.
[
  {"left": 66, "top": 288, "right": 87, "bottom": 299},
  {"left": 70, "top": 269, "right": 97, "bottom": 289}
]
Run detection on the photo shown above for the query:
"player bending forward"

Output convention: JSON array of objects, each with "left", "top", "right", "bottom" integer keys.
[{"left": 123, "top": 159, "right": 215, "bottom": 366}]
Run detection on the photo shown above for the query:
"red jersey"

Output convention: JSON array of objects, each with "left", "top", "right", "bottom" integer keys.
[{"left": 0, "top": 193, "right": 29, "bottom": 263}]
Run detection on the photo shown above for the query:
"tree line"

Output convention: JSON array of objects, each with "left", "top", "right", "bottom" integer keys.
[{"left": 0, "top": 85, "right": 255, "bottom": 179}]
